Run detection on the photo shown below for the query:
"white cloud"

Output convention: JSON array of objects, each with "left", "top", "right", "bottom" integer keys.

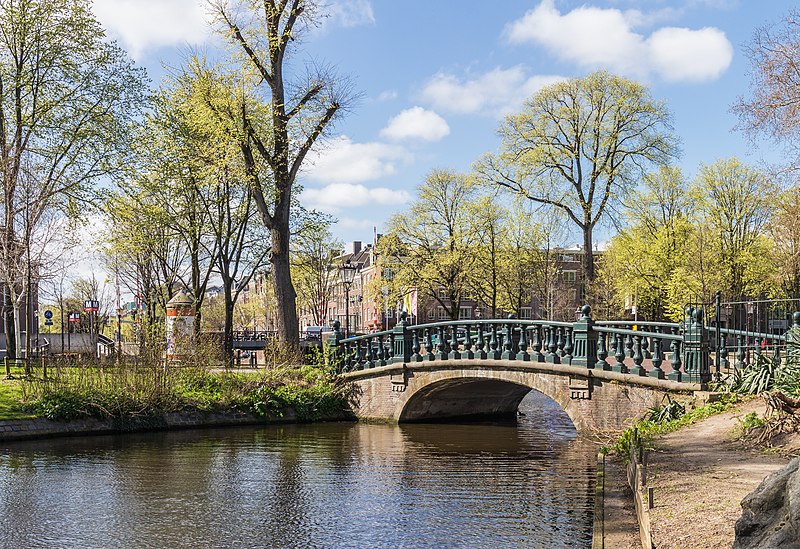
[
  {"left": 323, "top": 0, "right": 375, "bottom": 28},
  {"left": 504, "top": 0, "right": 732, "bottom": 83},
  {"left": 93, "top": 0, "right": 211, "bottom": 60},
  {"left": 647, "top": 27, "right": 732, "bottom": 82},
  {"left": 420, "top": 66, "right": 564, "bottom": 117},
  {"left": 304, "top": 135, "right": 411, "bottom": 184},
  {"left": 380, "top": 107, "right": 450, "bottom": 142},
  {"left": 301, "top": 183, "right": 411, "bottom": 213},
  {"left": 378, "top": 90, "right": 398, "bottom": 102}
]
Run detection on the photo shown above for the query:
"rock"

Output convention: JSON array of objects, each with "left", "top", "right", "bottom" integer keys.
[{"left": 734, "top": 456, "right": 800, "bottom": 548}]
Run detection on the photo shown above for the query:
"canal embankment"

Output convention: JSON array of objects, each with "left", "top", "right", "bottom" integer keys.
[{"left": 0, "top": 409, "right": 355, "bottom": 442}]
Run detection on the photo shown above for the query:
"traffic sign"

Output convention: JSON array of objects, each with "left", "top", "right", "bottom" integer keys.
[
  {"left": 68, "top": 312, "right": 80, "bottom": 323},
  {"left": 44, "top": 310, "right": 53, "bottom": 319},
  {"left": 44, "top": 319, "right": 53, "bottom": 326},
  {"left": 84, "top": 300, "right": 99, "bottom": 312}
]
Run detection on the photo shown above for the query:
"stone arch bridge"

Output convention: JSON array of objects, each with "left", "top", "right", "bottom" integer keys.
[
  {"left": 331, "top": 306, "right": 796, "bottom": 432},
  {"left": 343, "top": 359, "right": 702, "bottom": 432}
]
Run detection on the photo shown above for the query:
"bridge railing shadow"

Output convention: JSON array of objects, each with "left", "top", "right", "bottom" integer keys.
[{"left": 327, "top": 305, "right": 800, "bottom": 385}]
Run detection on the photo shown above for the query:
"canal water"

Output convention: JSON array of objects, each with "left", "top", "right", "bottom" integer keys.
[{"left": 0, "top": 391, "right": 596, "bottom": 548}]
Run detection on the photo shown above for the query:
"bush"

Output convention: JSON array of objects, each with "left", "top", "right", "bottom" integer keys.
[{"left": 731, "top": 327, "right": 800, "bottom": 396}]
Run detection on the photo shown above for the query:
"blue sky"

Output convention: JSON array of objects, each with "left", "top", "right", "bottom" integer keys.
[{"left": 92, "top": 0, "right": 796, "bottom": 247}]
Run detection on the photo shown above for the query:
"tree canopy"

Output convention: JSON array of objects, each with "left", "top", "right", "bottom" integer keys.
[
  {"left": 0, "top": 0, "right": 147, "bottom": 356},
  {"left": 476, "top": 71, "right": 677, "bottom": 289}
]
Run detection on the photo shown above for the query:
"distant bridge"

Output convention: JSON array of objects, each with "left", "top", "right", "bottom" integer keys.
[{"left": 328, "top": 306, "right": 798, "bottom": 432}]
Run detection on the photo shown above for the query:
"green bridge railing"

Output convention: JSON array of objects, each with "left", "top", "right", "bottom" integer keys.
[{"left": 327, "top": 305, "right": 800, "bottom": 384}]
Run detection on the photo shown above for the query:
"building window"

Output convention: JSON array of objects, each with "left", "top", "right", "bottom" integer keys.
[
  {"left": 562, "top": 270, "right": 577, "bottom": 283},
  {"left": 438, "top": 288, "right": 448, "bottom": 300},
  {"left": 459, "top": 307, "right": 471, "bottom": 319},
  {"left": 560, "top": 254, "right": 575, "bottom": 262},
  {"left": 437, "top": 306, "right": 447, "bottom": 319},
  {"left": 521, "top": 307, "right": 533, "bottom": 319},
  {"left": 427, "top": 309, "right": 435, "bottom": 320}
]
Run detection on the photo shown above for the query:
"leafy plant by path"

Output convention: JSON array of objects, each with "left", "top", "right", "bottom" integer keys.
[{"left": 614, "top": 394, "right": 740, "bottom": 462}]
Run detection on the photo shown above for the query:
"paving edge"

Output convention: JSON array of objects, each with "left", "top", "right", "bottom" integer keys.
[
  {"left": 627, "top": 450, "right": 654, "bottom": 549},
  {"left": 0, "top": 410, "right": 353, "bottom": 443},
  {"left": 592, "top": 452, "right": 605, "bottom": 549}
]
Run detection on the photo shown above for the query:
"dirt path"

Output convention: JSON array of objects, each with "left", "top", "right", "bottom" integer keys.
[{"left": 646, "top": 398, "right": 793, "bottom": 548}]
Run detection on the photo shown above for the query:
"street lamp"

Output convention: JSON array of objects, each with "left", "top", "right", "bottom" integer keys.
[{"left": 340, "top": 260, "right": 357, "bottom": 337}]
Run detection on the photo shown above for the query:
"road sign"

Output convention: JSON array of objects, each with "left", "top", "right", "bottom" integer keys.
[
  {"left": 84, "top": 300, "right": 99, "bottom": 312},
  {"left": 44, "top": 310, "right": 53, "bottom": 319},
  {"left": 44, "top": 319, "right": 53, "bottom": 326},
  {"left": 68, "top": 312, "right": 81, "bottom": 323}
]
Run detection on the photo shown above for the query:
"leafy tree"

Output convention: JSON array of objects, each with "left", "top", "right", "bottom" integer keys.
[
  {"left": 468, "top": 200, "right": 546, "bottom": 318},
  {"left": 476, "top": 71, "right": 677, "bottom": 289},
  {"left": 384, "top": 170, "right": 477, "bottom": 321},
  {"left": 601, "top": 167, "right": 693, "bottom": 320},
  {"left": 0, "top": 0, "right": 147, "bottom": 357},
  {"left": 769, "top": 186, "right": 800, "bottom": 297},
  {"left": 468, "top": 196, "right": 505, "bottom": 318},
  {"left": 291, "top": 218, "right": 342, "bottom": 327},
  {"left": 209, "top": 0, "right": 353, "bottom": 345},
  {"left": 691, "top": 158, "right": 775, "bottom": 300},
  {"left": 137, "top": 67, "right": 225, "bottom": 334},
  {"left": 104, "top": 192, "right": 184, "bottom": 356}
]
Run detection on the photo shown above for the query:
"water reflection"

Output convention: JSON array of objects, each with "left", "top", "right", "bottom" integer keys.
[{"left": 0, "top": 391, "right": 594, "bottom": 548}]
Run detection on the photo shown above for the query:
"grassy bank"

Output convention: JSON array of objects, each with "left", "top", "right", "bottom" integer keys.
[
  {"left": 611, "top": 393, "right": 742, "bottom": 460},
  {"left": 0, "top": 355, "right": 353, "bottom": 424}
]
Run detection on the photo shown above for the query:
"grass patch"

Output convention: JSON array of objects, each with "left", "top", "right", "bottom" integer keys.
[
  {"left": 0, "top": 381, "right": 35, "bottom": 420},
  {"left": 614, "top": 393, "right": 741, "bottom": 462},
  {"left": 0, "top": 351, "right": 353, "bottom": 424}
]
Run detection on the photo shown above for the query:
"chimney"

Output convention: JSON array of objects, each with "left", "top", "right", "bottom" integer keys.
[{"left": 349, "top": 241, "right": 362, "bottom": 255}]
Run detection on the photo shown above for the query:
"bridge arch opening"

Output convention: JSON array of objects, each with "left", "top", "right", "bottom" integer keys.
[{"left": 398, "top": 377, "right": 574, "bottom": 429}]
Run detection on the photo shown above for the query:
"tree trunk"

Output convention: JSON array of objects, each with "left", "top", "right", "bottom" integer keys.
[
  {"left": 271, "top": 223, "right": 299, "bottom": 345},
  {"left": 582, "top": 226, "right": 595, "bottom": 292},
  {"left": 4, "top": 290, "right": 15, "bottom": 359},
  {"left": 223, "top": 283, "right": 234, "bottom": 367}
]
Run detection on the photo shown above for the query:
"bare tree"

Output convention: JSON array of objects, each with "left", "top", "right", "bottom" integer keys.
[
  {"left": 733, "top": 9, "right": 800, "bottom": 171},
  {"left": 208, "top": 0, "right": 354, "bottom": 345}
]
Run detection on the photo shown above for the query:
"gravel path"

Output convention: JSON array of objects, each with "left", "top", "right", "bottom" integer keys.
[{"left": 646, "top": 399, "right": 791, "bottom": 548}]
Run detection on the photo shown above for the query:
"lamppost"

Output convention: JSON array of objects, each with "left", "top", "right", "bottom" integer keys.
[{"left": 340, "top": 260, "right": 357, "bottom": 337}]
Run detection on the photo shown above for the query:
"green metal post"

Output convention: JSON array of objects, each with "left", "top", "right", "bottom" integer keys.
[
  {"left": 683, "top": 306, "right": 711, "bottom": 383},
  {"left": 326, "top": 320, "right": 344, "bottom": 372},
  {"left": 571, "top": 305, "right": 597, "bottom": 368},
  {"left": 391, "top": 311, "right": 413, "bottom": 364}
]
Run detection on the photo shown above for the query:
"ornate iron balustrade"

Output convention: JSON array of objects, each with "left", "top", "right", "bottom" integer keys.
[{"left": 327, "top": 306, "right": 800, "bottom": 384}]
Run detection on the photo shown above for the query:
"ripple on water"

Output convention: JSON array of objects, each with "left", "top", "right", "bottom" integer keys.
[{"left": 0, "top": 389, "right": 595, "bottom": 548}]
